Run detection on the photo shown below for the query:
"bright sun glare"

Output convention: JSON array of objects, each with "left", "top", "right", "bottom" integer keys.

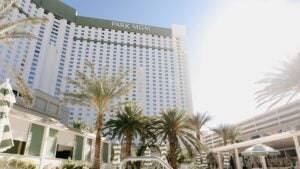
[{"left": 193, "top": 0, "right": 300, "bottom": 128}]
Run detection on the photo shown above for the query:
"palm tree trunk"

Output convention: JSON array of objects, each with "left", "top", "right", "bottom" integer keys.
[
  {"left": 92, "top": 111, "right": 104, "bottom": 169},
  {"left": 168, "top": 135, "right": 177, "bottom": 169},
  {"left": 125, "top": 129, "right": 132, "bottom": 168},
  {"left": 196, "top": 130, "right": 201, "bottom": 142},
  {"left": 223, "top": 137, "right": 227, "bottom": 146},
  {"left": 125, "top": 129, "right": 132, "bottom": 157}
]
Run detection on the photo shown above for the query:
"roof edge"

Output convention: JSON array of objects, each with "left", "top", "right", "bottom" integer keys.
[{"left": 31, "top": 0, "right": 172, "bottom": 37}]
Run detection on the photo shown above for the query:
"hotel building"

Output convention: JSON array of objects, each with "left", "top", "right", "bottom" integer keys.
[{"left": 0, "top": 0, "right": 193, "bottom": 127}]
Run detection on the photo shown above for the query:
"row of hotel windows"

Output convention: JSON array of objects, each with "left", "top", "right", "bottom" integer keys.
[
  {"left": 54, "top": 24, "right": 71, "bottom": 96},
  {"left": 74, "top": 31, "right": 171, "bottom": 44},
  {"left": 25, "top": 0, "right": 172, "bottom": 43},
  {"left": 28, "top": 25, "right": 45, "bottom": 85},
  {"left": 73, "top": 38, "right": 171, "bottom": 49},
  {"left": 75, "top": 26, "right": 169, "bottom": 37},
  {"left": 69, "top": 41, "right": 174, "bottom": 53}
]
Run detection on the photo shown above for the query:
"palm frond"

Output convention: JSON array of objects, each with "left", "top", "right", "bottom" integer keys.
[
  {"left": 104, "top": 103, "right": 149, "bottom": 157},
  {"left": 155, "top": 109, "right": 200, "bottom": 153},
  {"left": 0, "top": 17, "right": 47, "bottom": 34},
  {"left": 255, "top": 54, "right": 300, "bottom": 108},
  {"left": 0, "top": 31, "right": 36, "bottom": 47},
  {"left": 63, "top": 92, "right": 91, "bottom": 107},
  {"left": 212, "top": 124, "right": 240, "bottom": 145},
  {"left": 6, "top": 66, "right": 34, "bottom": 108},
  {"left": 0, "top": 0, "right": 18, "bottom": 15},
  {"left": 189, "top": 111, "right": 212, "bottom": 140}
]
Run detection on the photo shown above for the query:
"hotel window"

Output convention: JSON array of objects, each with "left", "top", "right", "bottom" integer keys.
[
  {"left": 25, "top": 124, "right": 45, "bottom": 156},
  {"left": 46, "top": 129, "right": 58, "bottom": 158},
  {"left": 73, "top": 135, "right": 83, "bottom": 160},
  {"left": 34, "top": 97, "right": 47, "bottom": 111},
  {"left": 47, "top": 103, "right": 59, "bottom": 116},
  {"left": 102, "top": 142, "right": 109, "bottom": 163},
  {"left": 85, "top": 139, "right": 93, "bottom": 161}
]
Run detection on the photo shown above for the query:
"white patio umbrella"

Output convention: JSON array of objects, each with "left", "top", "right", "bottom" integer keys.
[
  {"left": 0, "top": 79, "right": 16, "bottom": 152},
  {"left": 242, "top": 143, "right": 280, "bottom": 169},
  {"left": 241, "top": 143, "right": 280, "bottom": 156}
]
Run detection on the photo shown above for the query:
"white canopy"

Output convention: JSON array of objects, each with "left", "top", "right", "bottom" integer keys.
[{"left": 241, "top": 143, "right": 280, "bottom": 156}]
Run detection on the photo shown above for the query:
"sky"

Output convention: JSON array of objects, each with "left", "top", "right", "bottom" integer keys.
[{"left": 62, "top": 0, "right": 300, "bottom": 128}]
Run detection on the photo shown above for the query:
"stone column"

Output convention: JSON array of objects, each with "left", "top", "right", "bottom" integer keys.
[
  {"left": 235, "top": 148, "right": 241, "bottom": 169},
  {"left": 260, "top": 156, "right": 267, "bottom": 169},
  {"left": 39, "top": 125, "right": 50, "bottom": 169},
  {"left": 217, "top": 152, "right": 223, "bottom": 169},
  {"left": 82, "top": 135, "right": 87, "bottom": 161},
  {"left": 293, "top": 135, "right": 300, "bottom": 163}
]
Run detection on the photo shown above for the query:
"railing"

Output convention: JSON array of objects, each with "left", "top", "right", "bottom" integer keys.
[{"left": 119, "top": 156, "right": 173, "bottom": 169}]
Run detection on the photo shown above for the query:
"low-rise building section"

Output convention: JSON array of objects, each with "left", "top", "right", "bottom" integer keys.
[
  {"left": 1, "top": 88, "right": 111, "bottom": 168},
  {"left": 202, "top": 101, "right": 300, "bottom": 169},
  {"left": 203, "top": 101, "right": 300, "bottom": 149}
]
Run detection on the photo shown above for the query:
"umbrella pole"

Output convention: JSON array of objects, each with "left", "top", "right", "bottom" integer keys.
[{"left": 260, "top": 156, "right": 267, "bottom": 169}]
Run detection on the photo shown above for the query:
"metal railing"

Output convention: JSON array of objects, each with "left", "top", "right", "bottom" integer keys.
[{"left": 119, "top": 156, "right": 173, "bottom": 169}]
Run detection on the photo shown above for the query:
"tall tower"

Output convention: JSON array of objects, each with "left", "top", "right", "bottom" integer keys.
[{"left": 0, "top": 0, "right": 193, "bottom": 127}]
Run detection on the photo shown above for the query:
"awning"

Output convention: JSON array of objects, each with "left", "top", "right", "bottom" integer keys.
[{"left": 9, "top": 116, "right": 30, "bottom": 141}]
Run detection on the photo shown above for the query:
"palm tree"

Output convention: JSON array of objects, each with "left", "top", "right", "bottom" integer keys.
[
  {"left": 104, "top": 102, "right": 149, "bottom": 158},
  {"left": 212, "top": 124, "right": 230, "bottom": 146},
  {"left": 63, "top": 63, "right": 132, "bottom": 169},
  {"left": 228, "top": 126, "right": 241, "bottom": 144},
  {"left": 189, "top": 112, "right": 212, "bottom": 142},
  {"left": 255, "top": 54, "right": 300, "bottom": 109},
  {"left": 0, "top": 0, "right": 48, "bottom": 46},
  {"left": 207, "top": 151, "right": 218, "bottom": 168},
  {"left": 72, "top": 119, "right": 86, "bottom": 130},
  {"left": 7, "top": 67, "right": 34, "bottom": 108},
  {"left": 154, "top": 109, "right": 200, "bottom": 169},
  {"left": 212, "top": 124, "right": 239, "bottom": 146}
]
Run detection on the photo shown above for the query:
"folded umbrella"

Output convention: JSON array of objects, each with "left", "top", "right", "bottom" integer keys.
[{"left": 0, "top": 79, "right": 16, "bottom": 152}]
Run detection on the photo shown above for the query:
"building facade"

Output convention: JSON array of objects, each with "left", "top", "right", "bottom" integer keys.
[{"left": 0, "top": 0, "right": 193, "bottom": 127}]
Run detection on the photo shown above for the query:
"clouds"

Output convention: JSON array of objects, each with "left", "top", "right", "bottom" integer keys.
[{"left": 191, "top": 0, "right": 300, "bottom": 127}]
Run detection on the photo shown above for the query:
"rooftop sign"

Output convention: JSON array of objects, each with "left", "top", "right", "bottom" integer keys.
[{"left": 112, "top": 21, "right": 151, "bottom": 32}]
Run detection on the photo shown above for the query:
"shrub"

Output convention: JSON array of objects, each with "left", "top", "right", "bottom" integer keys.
[
  {"left": 59, "top": 159, "right": 91, "bottom": 169},
  {"left": 0, "top": 158, "right": 37, "bottom": 169}
]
